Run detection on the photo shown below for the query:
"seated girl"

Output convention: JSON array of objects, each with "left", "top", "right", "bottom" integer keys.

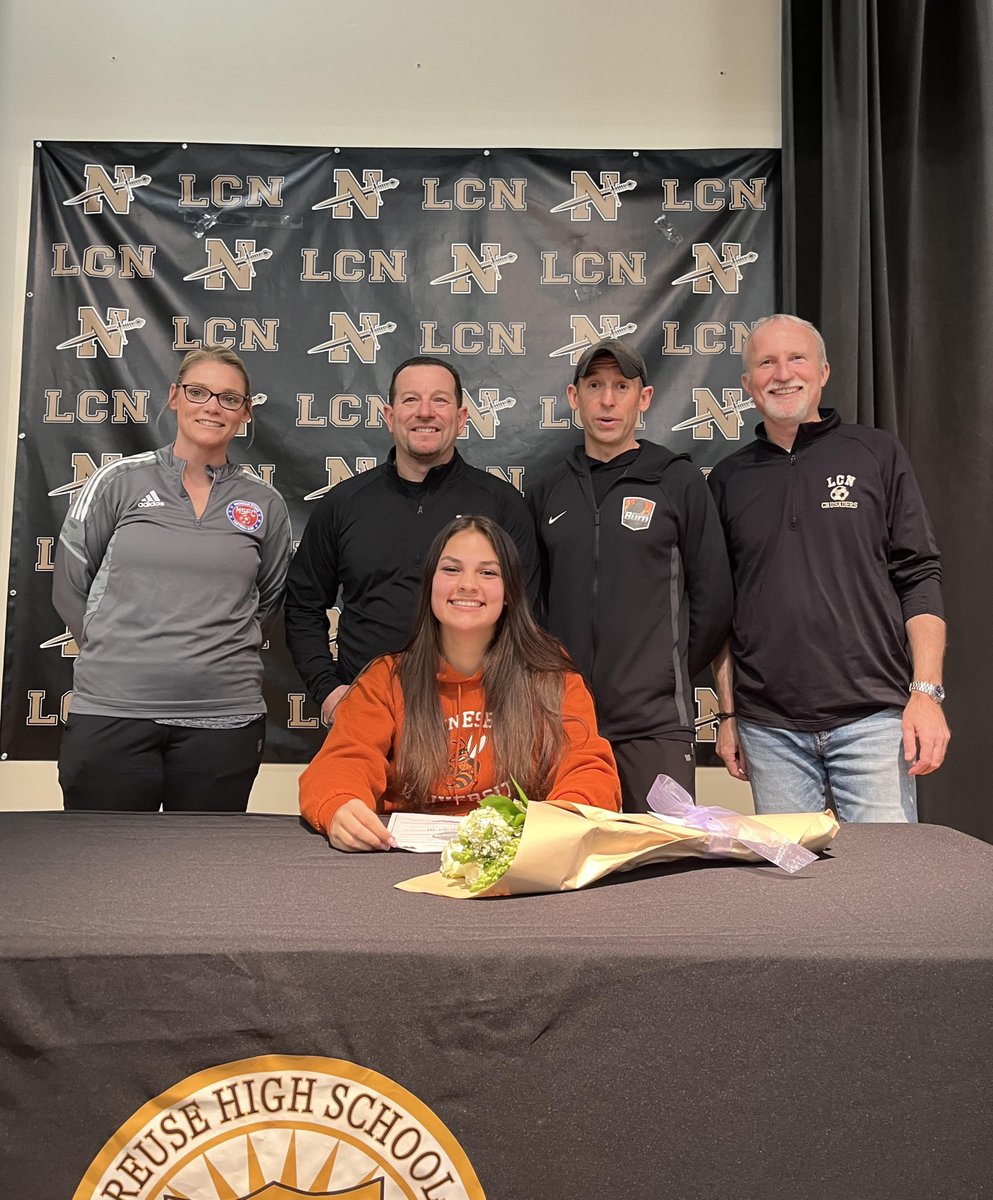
[{"left": 299, "top": 514, "right": 620, "bottom": 850}]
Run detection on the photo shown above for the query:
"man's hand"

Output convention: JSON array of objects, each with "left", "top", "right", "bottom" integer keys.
[
  {"left": 716, "top": 716, "right": 749, "bottom": 781},
  {"left": 321, "top": 684, "right": 349, "bottom": 725},
  {"left": 903, "top": 692, "right": 950, "bottom": 776},
  {"left": 328, "top": 798, "right": 396, "bottom": 852}
]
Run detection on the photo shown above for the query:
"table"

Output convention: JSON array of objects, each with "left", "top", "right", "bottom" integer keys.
[{"left": 1, "top": 812, "right": 991, "bottom": 1198}]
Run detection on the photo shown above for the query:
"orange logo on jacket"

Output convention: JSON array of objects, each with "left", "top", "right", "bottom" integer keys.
[
  {"left": 620, "top": 496, "right": 656, "bottom": 531},
  {"left": 449, "top": 733, "right": 486, "bottom": 790}
]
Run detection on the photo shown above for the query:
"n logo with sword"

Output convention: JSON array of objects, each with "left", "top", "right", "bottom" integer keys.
[
  {"left": 312, "top": 170, "right": 399, "bottom": 217},
  {"left": 549, "top": 171, "right": 637, "bottom": 221},
  {"left": 63, "top": 165, "right": 151, "bottom": 215},
  {"left": 430, "top": 243, "right": 517, "bottom": 294},
  {"left": 670, "top": 243, "right": 758, "bottom": 295},
  {"left": 308, "top": 312, "right": 397, "bottom": 363},
  {"left": 56, "top": 308, "right": 145, "bottom": 359},
  {"left": 183, "top": 239, "right": 273, "bottom": 291},
  {"left": 549, "top": 317, "right": 638, "bottom": 362}
]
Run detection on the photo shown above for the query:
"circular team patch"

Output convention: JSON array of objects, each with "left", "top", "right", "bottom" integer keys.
[
  {"left": 73, "top": 1055, "right": 485, "bottom": 1199},
  {"left": 227, "top": 500, "right": 264, "bottom": 532}
]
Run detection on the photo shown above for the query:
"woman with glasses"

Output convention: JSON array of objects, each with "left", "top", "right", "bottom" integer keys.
[{"left": 53, "top": 346, "right": 292, "bottom": 812}]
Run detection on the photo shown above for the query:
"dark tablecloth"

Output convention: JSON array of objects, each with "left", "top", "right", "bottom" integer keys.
[{"left": 1, "top": 812, "right": 991, "bottom": 1198}]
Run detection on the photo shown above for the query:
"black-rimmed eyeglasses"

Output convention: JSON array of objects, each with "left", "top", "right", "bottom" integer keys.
[{"left": 176, "top": 383, "right": 249, "bottom": 411}]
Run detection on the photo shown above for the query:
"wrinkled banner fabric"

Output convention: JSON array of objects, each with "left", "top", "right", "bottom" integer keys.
[{"left": 2, "top": 142, "right": 779, "bottom": 762}]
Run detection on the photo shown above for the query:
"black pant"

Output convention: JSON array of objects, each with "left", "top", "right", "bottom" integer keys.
[
  {"left": 611, "top": 736, "right": 696, "bottom": 813},
  {"left": 59, "top": 714, "right": 265, "bottom": 812}
]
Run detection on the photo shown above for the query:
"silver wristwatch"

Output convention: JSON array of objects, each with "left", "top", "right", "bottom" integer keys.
[{"left": 909, "top": 681, "right": 946, "bottom": 705}]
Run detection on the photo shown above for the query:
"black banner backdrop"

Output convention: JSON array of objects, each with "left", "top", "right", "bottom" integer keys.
[{"left": 1, "top": 142, "right": 779, "bottom": 764}]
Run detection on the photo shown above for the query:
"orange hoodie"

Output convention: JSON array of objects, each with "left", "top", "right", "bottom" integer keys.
[{"left": 299, "top": 655, "right": 621, "bottom": 835}]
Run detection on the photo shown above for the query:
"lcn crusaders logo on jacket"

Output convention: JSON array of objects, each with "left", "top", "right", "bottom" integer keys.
[
  {"left": 620, "top": 496, "right": 656, "bottom": 530},
  {"left": 822, "top": 474, "right": 859, "bottom": 509}
]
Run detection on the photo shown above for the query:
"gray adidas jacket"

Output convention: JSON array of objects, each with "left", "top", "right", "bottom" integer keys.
[{"left": 53, "top": 445, "right": 292, "bottom": 719}]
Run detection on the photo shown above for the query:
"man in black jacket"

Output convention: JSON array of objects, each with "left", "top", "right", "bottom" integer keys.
[
  {"left": 285, "top": 356, "right": 539, "bottom": 723},
  {"left": 528, "top": 338, "right": 733, "bottom": 810},
  {"left": 708, "top": 314, "right": 949, "bottom": 821}
]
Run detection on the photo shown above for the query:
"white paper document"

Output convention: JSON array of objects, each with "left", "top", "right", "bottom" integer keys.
[{"left": 387, "top": 812, "right": 463, "bottom": 853}]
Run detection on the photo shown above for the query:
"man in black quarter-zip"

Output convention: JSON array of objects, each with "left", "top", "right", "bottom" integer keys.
[
  {"left": 285, "top": 356, "right": 539, "bottom": 724},
  {"left": 708, "top": 314, "right": 949, "bottom": 821},
  {"left": 528, "top": 339, "right": 733, "bottom": 810}
]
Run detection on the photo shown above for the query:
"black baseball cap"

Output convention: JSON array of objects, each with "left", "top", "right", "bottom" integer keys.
[{"left": 572, "top": 338, "right": 648, "bottom": 385}]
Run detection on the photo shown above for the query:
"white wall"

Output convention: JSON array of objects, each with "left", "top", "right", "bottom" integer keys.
[{"left": 0, "top": 0, "right": 780, "bottom": 813}]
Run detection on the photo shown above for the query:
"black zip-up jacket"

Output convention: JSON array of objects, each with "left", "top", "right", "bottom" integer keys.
[
  {"left": 707, "top": 408, "right": 944, "bottom": 730},
  {"left": 528, "top": 440, "right": 733, "bottom": 742},
  {"left": 285, "top": 449, "right": 540, "bottom": 707}
]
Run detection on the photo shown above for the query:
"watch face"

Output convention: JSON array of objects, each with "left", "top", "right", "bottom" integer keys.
[{"left": 935, "top": 685, "right": 946, "bottom": 703}]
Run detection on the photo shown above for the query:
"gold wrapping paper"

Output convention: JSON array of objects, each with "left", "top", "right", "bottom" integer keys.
[{"left": 395, "top": 801, "right": 840, "bottom": 899}]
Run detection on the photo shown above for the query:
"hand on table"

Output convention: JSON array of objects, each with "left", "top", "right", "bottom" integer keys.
[{"left": 329, "top": 798, "right": 397, "bottom": 852}]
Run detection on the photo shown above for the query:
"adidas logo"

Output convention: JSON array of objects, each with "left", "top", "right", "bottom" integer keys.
[{"left": 136, "top": 490, "right": 165, "bottom": 508}]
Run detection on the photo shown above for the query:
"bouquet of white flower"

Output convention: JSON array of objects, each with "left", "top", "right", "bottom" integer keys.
[
  {"left": 439, "top": 791, "right": 528, "bottom": 894},
  {"left": 398, "top": 776, "right": 840, "bottom": 901}
]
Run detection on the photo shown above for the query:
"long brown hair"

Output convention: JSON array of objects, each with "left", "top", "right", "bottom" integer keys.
[{"left": 396, "top": 515, "right": 574, "bottom": 804}]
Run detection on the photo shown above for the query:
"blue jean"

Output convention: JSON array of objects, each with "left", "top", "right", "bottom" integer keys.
[{"left": 736, "top": 708, "right": 917, "bottom": 823}]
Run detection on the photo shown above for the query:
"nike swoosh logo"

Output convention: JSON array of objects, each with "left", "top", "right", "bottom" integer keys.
[{"left": 548, "top": 511, "right": 567, "bottom": 524}]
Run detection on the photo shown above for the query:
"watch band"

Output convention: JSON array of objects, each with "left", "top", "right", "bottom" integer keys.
[{"left": 909, "top": 681, "right": 945, "bottom": 705}]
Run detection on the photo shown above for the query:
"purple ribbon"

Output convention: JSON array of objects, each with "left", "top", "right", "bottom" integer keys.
[{"left": 646, "top": 775, "right": 817, "bottom": 874}]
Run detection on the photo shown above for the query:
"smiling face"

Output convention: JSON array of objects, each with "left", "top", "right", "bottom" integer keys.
[
  {"left": 567, "top": 354, "right": 654, "bottom": 461},
  {"left": 430, "top": 528, "right": 505, "bottom": 647},
  {"left": 168, "top": 359, "right": 250, "bottom": 463},
  {"left": 742, "top": 319, "right": 830, "bottom": 430},
  {"left": 384, "top": 363, "right": 467, "bottom": 478}
]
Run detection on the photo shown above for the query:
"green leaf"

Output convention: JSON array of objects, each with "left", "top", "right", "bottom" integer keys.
[{"left": 480, "top": 794, "right": 523, "bottom": 823}]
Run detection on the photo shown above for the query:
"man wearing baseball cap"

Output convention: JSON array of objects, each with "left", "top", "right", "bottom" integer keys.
[{"left": 528, "top": 338, "right": 733, "bottom": 810}]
